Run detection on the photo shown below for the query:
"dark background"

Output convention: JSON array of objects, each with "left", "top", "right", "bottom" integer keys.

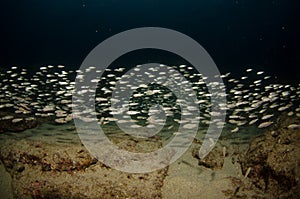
[{"left": 0, "top": 0, "right": 299, "bottom": 81}]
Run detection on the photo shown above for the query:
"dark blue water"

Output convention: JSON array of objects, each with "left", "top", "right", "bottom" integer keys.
[{"left": 0, "top": 0, "right": 299, "bottom": 82}]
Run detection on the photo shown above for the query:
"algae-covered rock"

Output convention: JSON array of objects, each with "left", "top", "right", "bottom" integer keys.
[
  {"left": 0, "top": 137, "right": 168, "bottom": 198},
  {"left": 192, "top": 144, "right": 226, "bottom": 170},
  {"left": 240, "top": 115, "right": 300, "bottom": 198}
]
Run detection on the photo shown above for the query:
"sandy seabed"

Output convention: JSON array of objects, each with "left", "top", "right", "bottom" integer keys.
[{"left": 0, "top": 117, "right": 299, "bottom": 199}]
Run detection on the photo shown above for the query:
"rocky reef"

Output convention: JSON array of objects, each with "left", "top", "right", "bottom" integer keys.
[
  {"left": 0, "top": 137, "right": 167, "bottom": 198},
  {"left": 192, "top": 141, "right": 227, "bottom": 170},
  {"left": 240, "top": 115, "right": 300, "bottom": 198}
]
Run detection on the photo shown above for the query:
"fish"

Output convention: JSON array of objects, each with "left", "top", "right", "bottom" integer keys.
[
  {"left": 287, "top": 124, "right": 300, "bottom": 129},
  {"left": 249, "top": 119, "right": 258, "bottom": 125},
  {"left": 231, "top": 127, "right": 239, "bottom": 133},
  {"left": 0, "top": 65, "right": 299, "bottom": 135},
  {"left": 261, "top": 114, "right": 274, "bottom": 120},
  {"left": 257, "top": 71, "right": 264, "bottom": 75},
  {"left": 258, "top": 121, "right": 273, "bottom": 128}
]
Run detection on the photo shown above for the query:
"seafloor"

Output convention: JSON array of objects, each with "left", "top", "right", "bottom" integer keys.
[{"left": 0, "top": 113, "right": 299, "bottom": 199}]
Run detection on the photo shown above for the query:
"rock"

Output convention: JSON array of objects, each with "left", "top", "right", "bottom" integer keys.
[
  {"left": 192, "top": 145, "right": 225, "bottom": 170},
  {"left": 0, "top": 137, "right": 167, "bottom": 198},
  {"left": 240, "top": 115, "right": 300, "bottom": 198}
]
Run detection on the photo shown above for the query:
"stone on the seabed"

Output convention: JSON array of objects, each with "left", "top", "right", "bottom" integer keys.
[
  {"left": 240, "top": 115, "right": 300, "bottom": 198},
  {"left": 0, "top": 136, "right": 167, "bottom": 198},
  {"left": 192, "top": 145, "right": 225, "bottom": 170}
]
